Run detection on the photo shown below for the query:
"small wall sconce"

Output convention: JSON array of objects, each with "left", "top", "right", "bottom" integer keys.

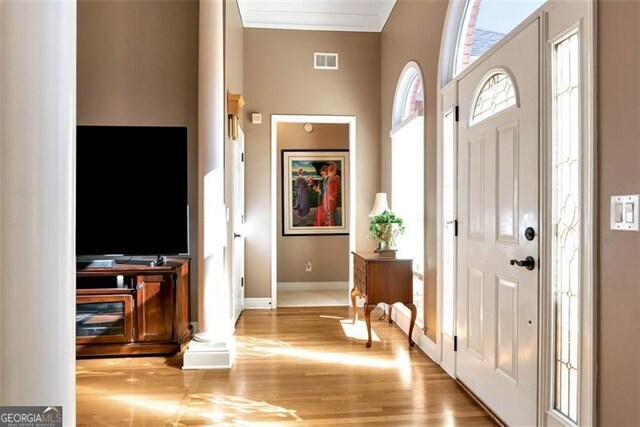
[{"left": 227, "top": 93, "right": 244, "bottom": 140}]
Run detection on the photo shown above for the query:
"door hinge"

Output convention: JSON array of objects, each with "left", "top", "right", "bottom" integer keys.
[
  {"left": 454, "top": 106, "right": 460, "bottom": 122},
  {"left": 454, "top": 219, "right": 458, "bottom": 237},
  {"left": 241, "top": 277, "right": 244, "bottom": 288},
  {"left": 454, "top": 335, "right": 458, "bottom": 352},
  {"left": 241, "top": 153, "right": 244, "bottom": 162}
]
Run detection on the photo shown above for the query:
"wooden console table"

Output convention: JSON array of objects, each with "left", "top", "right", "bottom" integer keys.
[
  {"left": 76, "top": 258, "right": 191, "bottom": 357},
  {"left": 351, "top": 251, "right": 416, "bottom": 348}
]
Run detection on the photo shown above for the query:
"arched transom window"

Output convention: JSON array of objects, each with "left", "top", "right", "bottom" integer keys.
[
  {"left": 441, "top": 0, "right": 547, "bottom": 85},
  {"left": 470, "top": 70, "right": 517, "bottom": 126}
]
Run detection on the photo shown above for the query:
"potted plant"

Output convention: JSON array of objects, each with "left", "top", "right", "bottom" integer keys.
[{"left": 369, "top": 210, "right": 405, "bottom": 257}]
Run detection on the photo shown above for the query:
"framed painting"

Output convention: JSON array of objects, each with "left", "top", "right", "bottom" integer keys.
[{"left": 282, "top": 150, "right": 349, "bottom": 236}]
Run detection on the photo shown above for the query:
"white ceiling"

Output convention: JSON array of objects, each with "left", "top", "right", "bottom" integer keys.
[{"left": 237, "top": 0, "right": 397, "bottom": 33}]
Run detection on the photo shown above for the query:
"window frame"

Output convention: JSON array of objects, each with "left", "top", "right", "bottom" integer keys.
[
  {"left": 468, "top": 67, "right": 520, "bottom": 127},
  {"left": 390, "top": 61, "right": 426, "bottom": 327}
]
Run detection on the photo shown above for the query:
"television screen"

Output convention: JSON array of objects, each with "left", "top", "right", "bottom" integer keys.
[{"left": 76, "top": 126, "right": 189, "bottom": 256}]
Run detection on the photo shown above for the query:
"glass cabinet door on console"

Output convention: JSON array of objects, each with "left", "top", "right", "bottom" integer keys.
[{"left": 76, "top": 295, "right": 134, "bottom": 344}]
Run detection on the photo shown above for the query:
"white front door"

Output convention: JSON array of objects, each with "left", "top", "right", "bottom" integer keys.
[
  {"left": 232, "top": 129, "right": 246, "bottom": 323},
  {"left": 456, "top": 20, "right": 539, "bottom": 425}
]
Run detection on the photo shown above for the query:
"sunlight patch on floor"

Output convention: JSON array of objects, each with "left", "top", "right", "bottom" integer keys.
[
  {"left": 319, "top": 314, "right": 345, "bottom": 320},
  {"left": 340, "top": 319, "right": 380, "bottom": 342},
  {"left": 179, "top": 394, "right": 302, "bottom": 424},
  {"left": 105, "top": 390, "right": 302, "bottom": 425},
  {"left": 396, "top": 349, "right": 413, "bottom": 384},
  {"left": 236, "top": 337, "right": 400, "bottom": 369},
  {"left": 108, "top": 393, "right": 179, "bottom": 416},
  {"left": 236, "top": 337, "right": 292, "bottom": 358}
]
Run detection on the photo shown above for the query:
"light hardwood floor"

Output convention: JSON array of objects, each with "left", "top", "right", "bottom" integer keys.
[{"left": 77, "top": 306, "right": 495, "bottom": 426}]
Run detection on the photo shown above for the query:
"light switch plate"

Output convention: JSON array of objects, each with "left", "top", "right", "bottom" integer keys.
[{"left": 611, "top": 195, "right": 639, "bottom": 231}]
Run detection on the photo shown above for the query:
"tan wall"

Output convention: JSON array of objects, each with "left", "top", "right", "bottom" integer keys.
[
  {"left": 77, "top": 0, "right": 200, "bottom": 318},
  {"left": 277, "top": 123, "right": 350, "bottom": 283},
  {"left": 380, "top": 0, "right": 448, "bottom": 341},
  {"left": 598, "top": 1, "right": 640, "bottom": 424},
  {"left": 243, "top": 29, "right": 380, "bottom": 298},
  {"left": 225, "top": 0, "right": 243, "bottom": 128}
]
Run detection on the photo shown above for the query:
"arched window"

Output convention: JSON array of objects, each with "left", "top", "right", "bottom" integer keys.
[
  {"left": 393, "top": 65, "right": 424, "bottom": 127},
  {"left": 391, "top": 62, "right": 425, "bottom": 324},
  {"left": 439, "top": 0, "right": 547, "bottom": 86},
  {"left": 470, "top": 70, "right": 518, "bottom": 126}
]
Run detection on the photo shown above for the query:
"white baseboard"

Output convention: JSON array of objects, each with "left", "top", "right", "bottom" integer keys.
[
  {"left": 391, "top": 304, "right": 440, "bottom": 363},
  {"left": 244, "top": 298, "right": 273, "bottom": 309},
  {"left": 278, "top": 281, "right": 349, "bottom": 291},
  {"left": 183, "top": 339, "right": 234, "bottom": 370}
]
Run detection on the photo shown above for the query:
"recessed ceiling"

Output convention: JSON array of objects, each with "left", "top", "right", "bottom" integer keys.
[{"left": 237, "top": 0, "right": 397, "bottom": 33}]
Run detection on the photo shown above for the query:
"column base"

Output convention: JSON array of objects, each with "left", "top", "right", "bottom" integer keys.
[{"left": 182, "top": 336, "right": 235, "bottom": 370}]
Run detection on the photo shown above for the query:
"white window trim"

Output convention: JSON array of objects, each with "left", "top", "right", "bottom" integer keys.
[
  {"left": 438, "top": 0, "right": 469, "bottom": 88},
  {"left": 392, "top": 61, "right": 424, "bottom": 128},
  {"left": 390, "top": 108, "right": 424, "bottom": 138},
  {"left": 468, "top": 67, "right": 520, "bottom": 127},
  {"left": 539, "top": 3, "right": 597, "bottom": 425},
  {"left": 390, "top": 61, "right": 428, "bottom": 335}
]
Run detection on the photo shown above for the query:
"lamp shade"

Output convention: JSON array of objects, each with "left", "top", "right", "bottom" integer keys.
[{"left": 369, "top": 193, "right": 390, "bottom": 217}]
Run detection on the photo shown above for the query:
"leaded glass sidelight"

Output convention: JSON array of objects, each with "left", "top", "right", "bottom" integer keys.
[
  {"left": 551, "top": 30, "right": 580, "bottom": 424},
  {"left": 470, "top": 72, "right": 517, "bottom": 126}
]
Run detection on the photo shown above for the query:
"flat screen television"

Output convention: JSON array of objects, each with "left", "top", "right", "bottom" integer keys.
[{"left": 76, "top": 125, "right": 189, "bottom": 257}]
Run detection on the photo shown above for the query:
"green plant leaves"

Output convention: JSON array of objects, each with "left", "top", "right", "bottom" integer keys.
[{"left": 368, "top": 210, "right": 406, "bottom": 239}]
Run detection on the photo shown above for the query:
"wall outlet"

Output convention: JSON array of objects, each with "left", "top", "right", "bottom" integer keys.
[{"left": 305, "top": 261, "right": 312, "bottom": 272}]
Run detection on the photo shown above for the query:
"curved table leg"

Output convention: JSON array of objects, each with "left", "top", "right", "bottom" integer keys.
[
  {"left": 350, "top": 287, "right": 359, "bottom": 324},
  {"left": 405, "top": 303, "right": 417, "bottom": 347},
  {"left": 364, "top": 303, "right": 376, "bottom": 348}
]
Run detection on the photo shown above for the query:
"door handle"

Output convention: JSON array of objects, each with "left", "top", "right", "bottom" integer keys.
[
  {"left": 509, "top": 256, "right": 535, "bottom": 271},
  {"left": 234, "top": 233, "right": 242, "bottom": 239}
]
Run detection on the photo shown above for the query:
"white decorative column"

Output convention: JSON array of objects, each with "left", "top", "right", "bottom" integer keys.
[
  {"left": 0, "top": 0, "right": 76, "bottom": 422},
  {"left": 183, "top": 0, "right": 234, "bottom": 369}
]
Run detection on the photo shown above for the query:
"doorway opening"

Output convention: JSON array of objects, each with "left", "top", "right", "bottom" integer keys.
[{"left": 270, "top": 115, "right": 356, "bottom": 308}]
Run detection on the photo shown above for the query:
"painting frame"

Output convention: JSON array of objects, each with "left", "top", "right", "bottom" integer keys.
[{"left": 282, "top": 149, "right": 349, "bottom": 236}]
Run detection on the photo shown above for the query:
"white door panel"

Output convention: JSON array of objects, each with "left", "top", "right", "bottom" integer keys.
[
  {"left": 233, "top": 129, "right": 246, "bottom": 323},
  {"left": 440, "top": 94, "right": 458, "bottom": 377},
  {"left": 457, "top": 19, "right": 539, "bottom": 426}
]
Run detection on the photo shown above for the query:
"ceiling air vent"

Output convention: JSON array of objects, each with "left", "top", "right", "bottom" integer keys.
[{"left": 314, "top": 52, "right": 339, "bottom": 70}]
